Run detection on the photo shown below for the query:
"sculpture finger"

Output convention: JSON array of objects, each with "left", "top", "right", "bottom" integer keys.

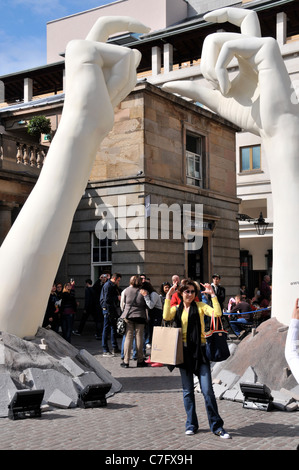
[
  {"left": 201, "top": 32, "right": 243, "bottom": 88},
  {"left": 86, "top": 16, "right": 150, "bottom": 42},
  {"left": 214, "top": 36, "right": 288, "bottom": 96},
  {"left": 204, "top": 7, "right": 261, "bottom": 37},
  {"left": 162, "top": 80, "right": 222, "bottom": 113}
]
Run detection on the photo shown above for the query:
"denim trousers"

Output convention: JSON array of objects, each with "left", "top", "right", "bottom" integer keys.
[
  {"left": 229, "top": 318, "right": 250, "bottom": 336},
  {"left": 61, "top": 313, "right": 75, "bottom": 343},
  {"left": 102, "top": 311, "right": 118, "bottom": 352},
  {"left": 179, "top": 357, "right": 224, "bottom": 433}
]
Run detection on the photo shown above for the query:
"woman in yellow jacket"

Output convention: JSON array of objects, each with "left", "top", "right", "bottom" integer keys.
[{"left": 163, "top": 279, "right": 231, "bottom": 439}]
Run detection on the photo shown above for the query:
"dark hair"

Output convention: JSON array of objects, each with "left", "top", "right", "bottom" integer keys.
[
  {"left": 111, "top": 273, "right": 122, "bottom": 280},
  {"left": 85, "top": 279, "right": 92, "bottom": 285},
  {"left": 160, "top": 281, "right": 171, "bottom": 294},
  {"left": 142, "top": 281, "right": 155, "bottom": 294},
  {"left": 178, "top": 280, "right": 198, "bottom": 296}
]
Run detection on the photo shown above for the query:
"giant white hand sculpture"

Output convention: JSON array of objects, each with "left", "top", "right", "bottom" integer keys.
[
  {"left": 0, "top": 17, "right": 150, "bottom": 338},
  {"left": 163, "top": 8, "right": 299, "bottom": 326}
]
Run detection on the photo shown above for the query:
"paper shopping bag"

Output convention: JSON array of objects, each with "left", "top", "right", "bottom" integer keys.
[{"left": 151, "top": 326, "right": 183, "bottom": 365}]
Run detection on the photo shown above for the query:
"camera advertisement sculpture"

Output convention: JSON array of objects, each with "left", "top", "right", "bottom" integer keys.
[
  {"left": 0, "top": 8, "right": 296, "bottom": 337},
  {"left": 164, "top": 8, "right": 299, "bottom": 327},
  {"left": 0, "top": 17, "right": 150, "bottom": 338}
]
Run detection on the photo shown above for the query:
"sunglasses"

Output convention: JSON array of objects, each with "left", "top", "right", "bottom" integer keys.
[{"left": 184, "top": 289, "right": 195, "bottom": 294}]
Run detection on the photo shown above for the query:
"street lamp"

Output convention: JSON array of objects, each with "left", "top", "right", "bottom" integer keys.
[{"left": 237, "top": 212, "right": 269, "bottom": 236}]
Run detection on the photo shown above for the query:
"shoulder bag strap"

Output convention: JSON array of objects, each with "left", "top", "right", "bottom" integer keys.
[{"left": 125, "top": 289, "right": 139, "bottom": 319}]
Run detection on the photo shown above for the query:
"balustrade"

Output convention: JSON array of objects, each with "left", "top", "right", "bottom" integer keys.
[{"left": 0, "top": 134, "right": 48, "bottom": 169}]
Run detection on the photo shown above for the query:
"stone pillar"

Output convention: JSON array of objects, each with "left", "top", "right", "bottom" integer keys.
[
  {"left": 24, "top": 78, "right": 33, "bottom": 102},
  {"left": 276, "top": 12, "right": 287, "bottom": 46},
  {"left": 163, "top": 43, "right": 173, "bottom": 74},
  {"left": 0, "top": 81, "right": 4, "bottom": 103},
  {"left": 152, "top": 46, "right": 161, "bottom": 76}
]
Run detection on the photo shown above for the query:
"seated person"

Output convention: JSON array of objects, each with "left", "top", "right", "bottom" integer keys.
[{"left": 229, "top": 295, "right": 252, "bottom": 337}]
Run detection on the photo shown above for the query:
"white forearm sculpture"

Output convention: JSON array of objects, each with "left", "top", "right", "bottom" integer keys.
[
  {"left": 163, "top": 8, "right": 299, "bottom": 326},
  {"left": 0, "top": 17, "right": 150, "bottom": 338}
]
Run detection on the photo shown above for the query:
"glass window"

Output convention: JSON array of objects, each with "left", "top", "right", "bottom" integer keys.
[
  {"left": 91, "top": 234, "right": 112, "bottom": 281},
  {"left": 186, "top": 134, "right": 204, "bottom": 187},
  {"left": 240, "top": 145, "right": 261, "bottom": 172}
]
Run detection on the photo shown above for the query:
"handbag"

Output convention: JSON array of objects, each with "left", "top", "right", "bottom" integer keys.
[
  {"left": 116, "top": 317, "right": 126, "bottom": 335},
  {"left": 205, "top": 314, "right": 230, "bottom": 362},
  {"left": 116, "top": 289, "right": 139, "bottom": 335}
]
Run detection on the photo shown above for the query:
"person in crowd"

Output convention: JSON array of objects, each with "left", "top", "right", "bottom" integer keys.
[
  {"left": 92, "top": 273, "right": 109, "bottom": 339},
  {"left": 240, "top": 284, "right": 248, "bottom": 300},
  {"left": 60, "top": 282, "right": 77, "bottom": 343},
  {"left": 120, "top": 275, "right": 148, "bottom": 368},
  {"left": 170, "top": 274, "right": 181, "bottom": 306},
  {"left": 160, "top": 282, "right": 171, "bottom": 306},
  {"left": 56, "top": 282, "right": 63, "bottom": 300},
  {"left": 260, "top": 275, "right": 271, "bottom": 307},
  {"left": 43, "top": 283, "right": 59, "bottom": 332},
  {"left": 140, "top": 281, "right": 163, "bottom": 347},
  {"left": 285, "top": 298, "right": 299, "bottom": 384},
  {"left": 208, "top": 274, "right": 226, "bottom": 311},
  {"left": 228, "top": 294, "right": 252, "bottom": 337},
  {"left": 100, "top": 272, "right": 122, "bottom": 356},
  {"left": 73, "top": 279, "right": 96, "bottom": 336},
  {"left": 163, "top": 279, "right": 231, "bottom": 439}
]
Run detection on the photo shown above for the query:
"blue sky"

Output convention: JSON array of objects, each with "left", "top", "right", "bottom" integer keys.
[{"left": 0, "top": 0, "right": 116, "bottom": 76}]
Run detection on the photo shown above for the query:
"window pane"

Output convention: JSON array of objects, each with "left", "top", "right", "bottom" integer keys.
[
  {"left": 252, "top": 146, "right": 261, "bottom": 169},
  {"left": 188, "top": 157, "right": 195, "bottom": 177},
  {"left": 195, "top": 157, "right": 200, "bottom": 179},
  {"left": 241, "top": 148, "right": 250, "bottom": 171}
]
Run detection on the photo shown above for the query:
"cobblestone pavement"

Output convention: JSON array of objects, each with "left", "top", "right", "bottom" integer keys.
[{"left": 0, "top": 332, "right": 298, "bottom": 453}]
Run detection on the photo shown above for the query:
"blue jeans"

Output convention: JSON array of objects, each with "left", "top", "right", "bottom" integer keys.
[
  {"left": 61, "top": 314, "right": 75, "bottom": 343},
  {"left": 179, "top": 356, "right": 224, "bottom": 433},
  {"left": 230, "top": 318, "right": 250, "bottom": 336},
  {"left": 102, "top": 310, "right": 118, "bottom": 352}
]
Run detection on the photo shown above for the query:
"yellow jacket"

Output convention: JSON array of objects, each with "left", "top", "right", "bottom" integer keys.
[{"left": 163, "top": 297, "right": 222, "bottom": 344}]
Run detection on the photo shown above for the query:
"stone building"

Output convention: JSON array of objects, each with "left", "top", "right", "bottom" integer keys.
[{"left": 61, "top": 81, "right": 240, "bottom": 297}]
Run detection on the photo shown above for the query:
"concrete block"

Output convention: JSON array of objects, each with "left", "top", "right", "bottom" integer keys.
[
  {"left": 280, "top": 387, "right": 299, "bottom": 401},
  {"left": 47, "top": 389, "right": 74, "bottom": 409},
  {"left": 212, "top": 383, "right": 227, "bottom": 399},
  {"left": 222, "top": 388, "right": 239, "bottom": 401},
  {"left": 271, "top": 389, "right": 294, "bottom": 410},
  {"left": 60, "top": 357, "right": 85, "bottom": 377},
  {"left": 238, "top": 366, "right": 257, "bottom": 384},
  {"left": 23, "top": 368, "right": 78, "bottom": 407},
  {"left": 287, "top": 385, "right": 299, "bottom": 402},
  {"left": 215, "top": 369, "right": 240, "bottom": 389},
  {"left": 286, "top": 402, "right": 298, "bottom": 412},
  {"left": 0, "top": 372, "right": 18, "bottom": 417}
]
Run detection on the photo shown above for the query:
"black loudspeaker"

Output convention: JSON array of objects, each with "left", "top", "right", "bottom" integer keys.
[
  {"left": 240, "top": 382, "right": 273, "bottom": 411},
  {"left": 77, "top": 383, "right": 112, "bottom": 409},
  {"left": 8, "top": 389, "right": 45, "bottom": 420}
]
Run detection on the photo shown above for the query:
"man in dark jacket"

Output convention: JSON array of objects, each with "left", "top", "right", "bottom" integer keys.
[
  {"left": 100, "top": 273, "right": 122, "bottom": 356},
  {"left": 229, "top": 295, "right": 253, "bottom": 337},
  {"left": 210, "top": 274, "right": 226, "bottom": 310}
]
